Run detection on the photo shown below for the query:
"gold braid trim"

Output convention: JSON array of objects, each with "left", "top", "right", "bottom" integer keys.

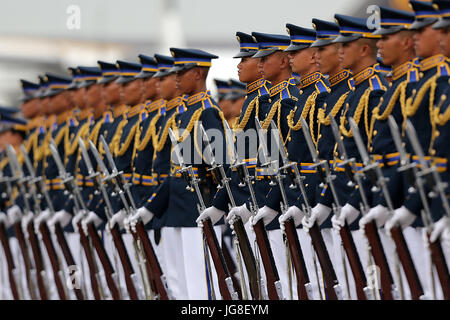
[
  {"left": 88, "top": 119, "right": 105, "bottom": 147},
  {"left": 287, "top": 91, "right": 318, "bottom": 131},
  {"left": 176, "top": 108, "right": 204, "bottom": 143},
  {"left": 261, "top": 99, "right": 281, "bottom": 130},
  {"left": 114, "top": 121, "right": 139, "bottom": 157},
  {"left": 432, "top": 95, "right": 450, "bottom": 126},
  {"left": 340, "top": 88, "right": 371, "bottom": 138},
  {"left": 317, "top": 92, "right": 350, "bottom": 126},
  {"left": 367, "top": 81, "right": 407, "bottom": 147},
  {"left": 64, "top": 122, "right": 90, "bottom": 156},
  {"left": 109, "top": 118, "right": 127, "bottom": 155},
  {"left": 134, "top": 113, "right": 161, "bottom": 152},
  {"left": 155, "top": 112, "right": 178, "bottom": 152},
  {"left": 405, "top": 75, "right": 438, "bottom": 117},
  {"left": 233, "top": 96, "right": 259, "bottom": 131},
  {"left": 24, "top": 129, "right": 39, "bottom": 154},
  {"left": 43, "top": 125, "right": 68, "bottom": 157}
]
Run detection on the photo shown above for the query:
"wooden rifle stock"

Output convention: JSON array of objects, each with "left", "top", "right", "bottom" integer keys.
[
  {"left": 221, "top": 233, "right": 242, "bottom": 300},
  {"left": 109, "top": 224, "right": 139, "bottom": 300},
  {"left": 134, "top": 220, "right": 168, "bottom": 299},
  {"left": 38, "top": 222, "right": 67, "bottom": 300},
  {"left": 26, "top": 220, "right": 48, "bottom": 300},
  {"left": 339, "top": 223, "right": 367, "bottom": 300},
  {"left": 77, "top": 222, "right": 102, "bottom": 300},
  {"left": 284, "top": 219, "right": 310, "bottom": 300},
  {"left": 0, "top": 222, "right": 20, "bottom": 299},
  {"left": 253, "top": 220, "right": 280, "bottom": 300},
  {"left": 364, "top": 221, "right": 394, "bottom": 300},
  {"left": 231, "top": 217, "right": 259, "bottom": 299},
  {"left": 202, "top": 218, "right": 234, "bottom": 300},
  {"left": 390, "top": 226, "right": 424, "bottom": 299},
  {"left": 428, "top": 234, "right": 450, "bottom": 299},
  {"left": 13, "top": 222, "right": 37, "bottom": 300},
  {"left": 85, "top": 222, "right": 121, "bottom": 300},
  {"left": 53, "top": 222, "right": 84, "bottom": 300},
  {"left": 308, "top": 224, "right": 338, "bottom": 300}
]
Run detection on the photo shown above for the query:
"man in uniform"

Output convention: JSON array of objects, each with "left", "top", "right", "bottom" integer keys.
[{"left": 131, "top": 48, "right": 226, "bottom": 299}]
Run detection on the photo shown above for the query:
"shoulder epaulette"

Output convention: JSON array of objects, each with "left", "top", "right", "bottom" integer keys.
[
  {"left": 140, "top": 110, "right": 148, "bottom": 121},
  {"left": 438, "top": 63, "right": 450, "bottom": 77},
  {"left": 407, "top": 68, "right": 419, "bottom": 83},
  {"left": 369, "top": 75, "right": 384, "bottom": 91},
  {"left": 103, "top": 111, "right": 113, "bottom": 124},
  {"left": 203, "top": 97, "right": 213, "bottom": 109},
  {"left": 348, "top": 78, "right": 355, "bottom": 91},
  {"left": 68, "top": 117, "right": 78, "bottom": 127},
  {"left": 315, "top": 79, "right": 330, "bottom": 95},
  {"left": 281, "top": 87, "right": 292, "bottom": 100}
]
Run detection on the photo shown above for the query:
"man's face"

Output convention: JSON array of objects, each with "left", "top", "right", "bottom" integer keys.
[
  {"left": 438, "top": 27, "right": 450, "bottom": 57},
  {"left": 72, "top": 86, "right": 87, "bottom": 109},
  {"left": 176, "top": 67, "right": 197, "bottom": 95},
  {"left": 86, "top": 84, "right": 102, "bottom": 109},
  {"left": 316, "top": 43, "right": 341, "bottom": 75},
  {"left": 413, "top": 25, "right": 441, "bottom": 58},
  {"left": 237, "top": 56, "right": 262, "bottom": 83},
  {"left": 102, "top": 81, "right": 121, "bottom": 105},
  {"left": 121, "top": 78, "right": 143, "bottom": 106},
  {"left": 21, "top": 98, "right": 40, "bottom": 119},
  {"left": 143, "top": 77, "right": 159, "bottom": 100},
  {"left": 338, "top": 41, "right": 360, "bottom": 70},
  {"left": 50, "top": 91, "right": 71, "bottom": 114},
  {"left": 159, "top": 74, "right": 178, "bottom": 100},
  {"left": 40, "top": 96, "right": 50, "bottom": 115},
  {"left": 258, "top": 51, "right": 285, "bottom": 82},
  {"left": 287, "top": 47, "right": 315, "bottom": 74}
]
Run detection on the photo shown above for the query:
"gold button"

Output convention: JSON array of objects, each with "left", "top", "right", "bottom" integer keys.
[
  {"left": 288, "top": 137, "right": 292, "bottom": 141},
  {"left": 419, "top": 72, "right": 424, "bottom": 78},
  {"left": 245, "top": 95, "right": 248, "bottom": 99},
  {"left": 373, "top": 130, "right": 377, "bottom": 136},
  {"left": 389, "top": 83, "right": 392, "bottom": 87},
  {"left": 369, "top": 147, "right": 373, "bottom": 152},
  {"left": 323, "top": 103, "right": 327, "bottom": 107},
  {"left": 435, "top": 130, "right": 440, "bottom": 137},
  {"left": 319, "top": 134, "right": 322, "bottom": 138},
  {"left": 299, "top": 90, "right": 303, "bottom": 95},
  {"left": 430, "top": 149, "right": 436, "bottom": 156}
]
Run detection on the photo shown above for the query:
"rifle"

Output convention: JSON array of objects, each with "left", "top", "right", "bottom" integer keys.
[
  {"left": 49, "top": 140, "right": 103, "bottom": 300},
  {"left": 349, "top": 117, "right": 424, "bottom": 299},
  {"left": 330, "top": 118, "right": 398, "bottom": 300},
  {"left": 6, "top": 145, "right": 49, "bottom": 300},
  {"left": 18, "top": 145, "right": 71, "bottom": 300},
  {"left": 202, "top": 123, "right": 259, "bottom": 300},
  {"left": 168, "top": 128, "right": 238, "bottom": 300},
  {"left": 0, "top": 216, "right": 21, "bottom": 300},
  {"left": 78, "top": 138, "right": 122, "bottom": 300},
  {"left": 1, "top": 167, "right": 37, "bottom": 300},
  {"left": 302, "top": 117, "right": 369, "bottom": 300},
  {"left": 99, "top": 135, "right": 169, "bottom": 300},
  {"left": 399, "top": 118, "right": 450, "bottom": 299},
  {"left": 90, "top": 139, "right": 152, "bottom": 300},
  {"left": 262, "top": 120, "right": 314, "bottom": 300},
  {"left": 269, "top": 119, "right": 341, "bottom": 300}
]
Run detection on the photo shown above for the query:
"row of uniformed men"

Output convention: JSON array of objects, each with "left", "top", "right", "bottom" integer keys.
[{"left": 1, "top": 0, "right": 450, "bottom": 300}]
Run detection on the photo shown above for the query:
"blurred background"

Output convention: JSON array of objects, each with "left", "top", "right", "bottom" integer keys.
[{"left": 0, "top": 0, "right": 415, "bottom": 106}]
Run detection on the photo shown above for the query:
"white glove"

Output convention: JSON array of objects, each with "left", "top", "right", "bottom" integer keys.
[
  {"left": 301, "top": 204, "right": 332, "bottom": 230},
  {"left": 279, "top": 206, "right": 304, "bottom": 232},
  {"left": 130, "top": 207, "right": 154, "bottom": 231},
  {"left": 385, "top": 206, "right": 417, "bottom": 236},
  {"left": 331, "top": 203, "right": 360, "bottom": 231},
  {"left": 359, "top": 205, "right": 390, "bottom": 229},
  {"left": 21, "top": 211, "right": 33, "bottom": 235},
  {"left": 196, "top": 206, "right": 226, "bottom": 227},
  {"left": 123, "top": 215, "right": 132, "bottom": 233},
  {"left": 72, "top": 210, "right": 86, "bottom": 232},
  {"left": 0, "top": 212, "right": 10, "bottom": 229},
  {"left": 47, "top": 210, "right": 73, "bottom": 233},
  {"left": 6, "top": 205, "right": 22, "bottom": 225},
  {"left": 34, "top": 209, "right": 52, "bottom": 233},
  {"left": 442, "top": 226, "right": 450, "bottom": 252},
  {"left": 249, "top": 206, "right": 278, "bottom": 230},
  {"left": 81, "top": 211, "right": 103, "bottom": 234},
  {"left": 430, "top": 216, "right": 449, "bottom": 243},
  {"left": 107, "top": 209, "right": 127, "bottom": 231},
  {"left": 226, "top": 203, "right": 253, "bottom": 225}
]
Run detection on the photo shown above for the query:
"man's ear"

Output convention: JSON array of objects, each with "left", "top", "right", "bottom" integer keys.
[
  {"left": 310, "top": 48, "right": 318, "bottom": 65},
  {"left": 280, "top": 52, "right": 290, "bottom": 69}
]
